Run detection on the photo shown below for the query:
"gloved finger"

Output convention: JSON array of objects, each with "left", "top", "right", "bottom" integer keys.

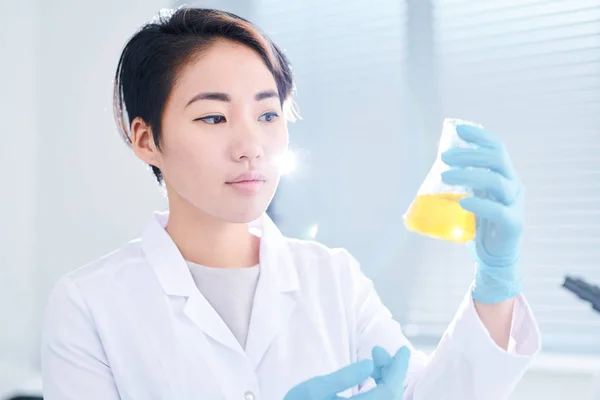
[
  {"left": 311, "top": 359, "right": 374, "bottom": 398},
  {"left": 441, "top": 147, "right": 516, "bottom": 179},
  {"left": 441, "top": 168, "right": 519, "bottom": 206},
  {"left": 385, "top": 346, "right": 411, "bottom": 388},
  {"left": 371, "top": 346, "right": 392, "bottom": 384},
  {"left": 456, "top": 124, "right": 502, "bottom": 149},
  {"left": 372, "top": 346, "right": 393, "bottom": 366},
  {"left": 458, "top": 196, "right": 518, "bottom": 227},
  {"left": 349, "top": 348, "right": 410, "bottom": 400}
]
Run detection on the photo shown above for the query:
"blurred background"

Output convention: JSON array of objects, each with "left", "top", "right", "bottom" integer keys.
[{"left": 1, "top": 0, "right": 599, "bottom": 398}]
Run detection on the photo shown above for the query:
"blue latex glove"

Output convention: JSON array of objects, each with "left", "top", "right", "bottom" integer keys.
[
  {"left": 441, "top": 124, "right": 524, "bottom": 304},
  {"left": 364, "top": 346, "right": 411, "bottom": 399},
  {"left": 283, "top": 359, "right": 374, "bottom": 399},
  {"left": 283, "top": 346, "right": 410, "bottom": 400}
]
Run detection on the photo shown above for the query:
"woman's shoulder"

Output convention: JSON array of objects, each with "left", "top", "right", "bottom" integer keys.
[
  {"left": 281, "top": 236, "right": 361, "bottom": 279},
  {"left": 44, "top": 238, "right": 160, "bottom": 328},
  {"left": 66, "top": 238, "right": 146, "bottom": 282},
  {"left": 284, "top": 236, "right": 352, "bottom": 261},
  {"left": 49, "top": 238, "right": 150, "bottom": 307}
]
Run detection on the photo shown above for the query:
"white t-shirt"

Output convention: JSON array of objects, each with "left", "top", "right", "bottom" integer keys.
[{"left": 186, "top": 261, "right": 260, "bottom": 349}]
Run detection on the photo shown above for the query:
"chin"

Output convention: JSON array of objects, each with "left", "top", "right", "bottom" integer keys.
[{"left": 223, "top": 204, "right": 268, "bottom": 224}]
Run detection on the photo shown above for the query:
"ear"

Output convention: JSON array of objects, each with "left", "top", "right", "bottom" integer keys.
[{"left": 130, "top": 117, "right": 162, "bottom": 168}]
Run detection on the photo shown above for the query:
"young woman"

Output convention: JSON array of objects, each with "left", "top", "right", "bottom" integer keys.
[{"left": 41, "top": 7, "right": 540, "bottom": 400}]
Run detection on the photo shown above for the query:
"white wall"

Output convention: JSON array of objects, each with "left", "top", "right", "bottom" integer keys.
[
  {"left": 0, "top": 0, "right": 39, "bottom": 389},
  {"left": 1, "top": 0, "right": 169, "bottom": 394},
  {"left": 182, "top": 0, "right": 253, "bottom": 18}
]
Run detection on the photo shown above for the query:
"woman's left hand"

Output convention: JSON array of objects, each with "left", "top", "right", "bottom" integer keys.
[
  {"left": 440, "top": 124, "right": 524, "bottom": 304},
  {"left": 358, "top": 346, "right": 410, "bottom": 399}
]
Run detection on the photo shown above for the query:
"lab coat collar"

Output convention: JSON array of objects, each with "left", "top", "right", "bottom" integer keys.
[
  {"left": 141, "top": 210, "right": 300, "bottom": 368},
  {"left": 141, "top": 210, "right": 300, "bottom": 298}
]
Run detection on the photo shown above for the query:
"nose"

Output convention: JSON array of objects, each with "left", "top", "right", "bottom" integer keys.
[
  {"left": 230, "top": 127, "right": 264, "bottom": 162},
  {"left": 231, "top": 140, "right": 263, "bottom": 162}
]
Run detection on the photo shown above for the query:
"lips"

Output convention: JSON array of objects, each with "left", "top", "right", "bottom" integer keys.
[
  {"left": 226, "top": 171, "right": 266, "bottom": 184},
  {"left": 226, "top": 171, "right": 266, "bottom": 195}
]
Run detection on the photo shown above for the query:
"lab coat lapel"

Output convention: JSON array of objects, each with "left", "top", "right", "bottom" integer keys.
[
  {"left": 142, "top": 212, "right": 244, "bottom": 356},
  {"left": 245, "top": 215, "right": 300, "bottom": 369}
]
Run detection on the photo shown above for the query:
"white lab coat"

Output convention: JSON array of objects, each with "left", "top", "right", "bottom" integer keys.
[{"left": 41, "top": 211, "right": 541, "bottom": 400}]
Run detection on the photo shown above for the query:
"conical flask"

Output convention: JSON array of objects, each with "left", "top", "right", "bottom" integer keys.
[{"left": 403, "top": 118, "right": 483, "bottom": 243}]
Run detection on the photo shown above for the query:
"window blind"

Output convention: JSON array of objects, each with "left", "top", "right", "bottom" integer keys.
[{"left": 253, "top": 0, "right": 414, "bottom": 270}]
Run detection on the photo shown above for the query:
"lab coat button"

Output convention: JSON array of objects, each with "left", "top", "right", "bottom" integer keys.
[{"left": 244, "top": 390, "right": 255, "bottom": 400}]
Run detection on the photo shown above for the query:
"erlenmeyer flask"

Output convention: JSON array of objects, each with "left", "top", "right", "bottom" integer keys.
[{"left": 403, "top": 118, "right": 483, "bottom": 243}]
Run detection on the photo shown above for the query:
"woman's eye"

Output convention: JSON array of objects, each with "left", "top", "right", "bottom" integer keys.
[
  {"left": 258, "top": 112, "right": 279, "bottom": 123},
  {"left": 196, "top": 115, "right": 226, "bottom": 125}
]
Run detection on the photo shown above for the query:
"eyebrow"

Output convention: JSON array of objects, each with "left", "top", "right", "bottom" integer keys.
[
  {"left": 185, "top": 90, "right": 279, "bottom": 108},
  {"left": 255, "top": 90, "right": 279, "bottom": 101}
]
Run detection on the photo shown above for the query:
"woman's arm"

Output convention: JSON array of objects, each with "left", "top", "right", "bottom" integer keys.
[
  {"left": 474, "top": 298, "right": 515, "bottom": 351},
  {"left": 41, "top": 276, "right": 121, "bottom": 400}
]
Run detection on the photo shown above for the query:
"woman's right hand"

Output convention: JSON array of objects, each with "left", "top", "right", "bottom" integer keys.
[{"left": 283, "top": 359, "right": 374, "bottom": 399}]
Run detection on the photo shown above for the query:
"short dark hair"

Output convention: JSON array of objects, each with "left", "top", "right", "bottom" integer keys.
[{"left": 113, "top": 7, "right": 297, "bottom": 183}]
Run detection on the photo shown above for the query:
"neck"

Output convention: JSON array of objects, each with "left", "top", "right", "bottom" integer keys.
[{"left": 165, "top": 197, "right": 259, "bottom": 269}]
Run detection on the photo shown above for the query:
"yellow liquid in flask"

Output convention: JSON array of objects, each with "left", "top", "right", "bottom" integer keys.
[{"left": 404, "top": 193, "right": 475, "bottom": 243}]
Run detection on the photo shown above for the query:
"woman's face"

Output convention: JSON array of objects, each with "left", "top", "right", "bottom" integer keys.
[{"left": 139, "top": 40, "right": 289, "bottom": 223}]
